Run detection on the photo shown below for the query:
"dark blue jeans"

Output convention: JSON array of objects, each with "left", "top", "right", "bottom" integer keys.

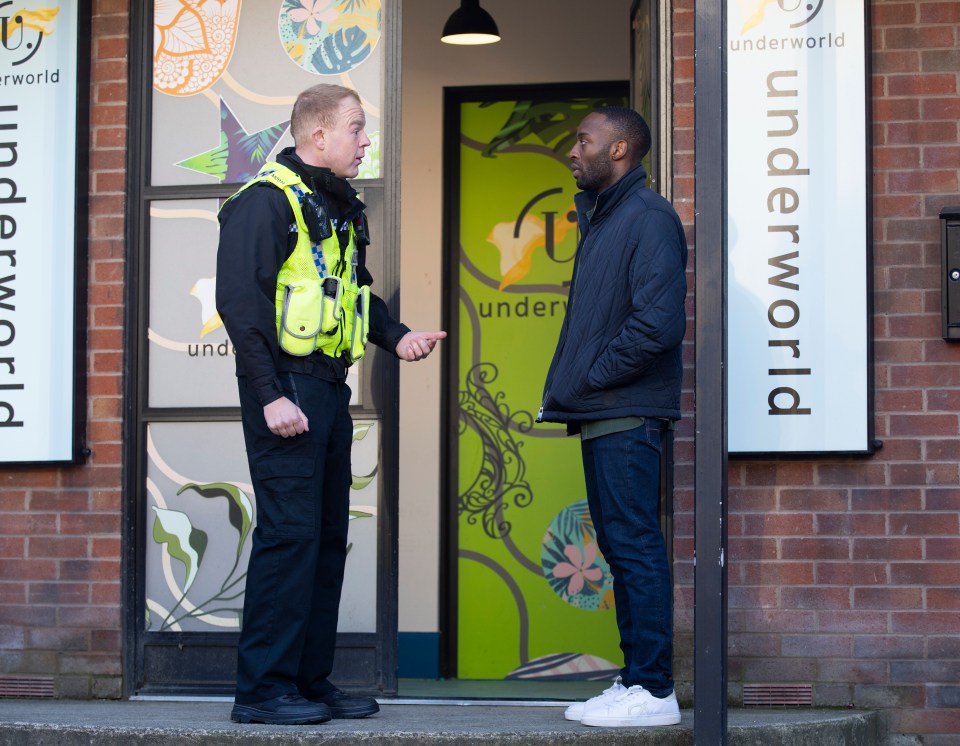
[
  {"left": 581, "top": 420, "right": 674, "bottom": 697},
  {"left": 234, "top": 372, "right": 352, "bottom": 704}
]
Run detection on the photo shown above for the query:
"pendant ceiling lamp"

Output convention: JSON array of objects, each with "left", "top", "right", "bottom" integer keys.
[{"left": 441, "top": 0, "right": 501, "bottom": 45}]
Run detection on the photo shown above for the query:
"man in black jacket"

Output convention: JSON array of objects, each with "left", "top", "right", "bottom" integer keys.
[
  {"left": 217, "top": 83, "right": 444, "bottom": 725},
  {"left": 539, "top": 106, "right": 687, "bottom": 728}
]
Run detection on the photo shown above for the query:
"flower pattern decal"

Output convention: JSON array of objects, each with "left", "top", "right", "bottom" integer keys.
[
  {"left": 552, "top": 542, "right": 604, "bottom": 596},
  {"left": 541, "top": 499, "right": 614, "bottom": 610},
  {"left": 279, "top": 0, "right": 381, "bottom": 75}
]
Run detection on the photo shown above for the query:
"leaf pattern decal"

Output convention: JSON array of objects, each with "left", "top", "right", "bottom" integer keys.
[
  {"left": 279, "top": 0, "right": 381, "bottom": 76},
  {"left": 151, "top": 506, "right": 208, "bottom": 592},
  {"left": 310, "top": 26, "right": 371, "bottom": 73},
  {"left": 177, "top": 481, "right": 253, "bottom": 559},
  {"left": 351, "top": 422, "right": 378, "bottom": 489},
  {"left": 479, "top": 97, "right": 629, "bottom": 160}
]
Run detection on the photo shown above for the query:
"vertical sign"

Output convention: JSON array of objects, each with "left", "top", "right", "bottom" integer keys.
[
  {"left": 726, "top": 1, "right": 870, "bottom": 454},
  {"left": 0, "top": 1, "right": 82, "bottom": 462}
]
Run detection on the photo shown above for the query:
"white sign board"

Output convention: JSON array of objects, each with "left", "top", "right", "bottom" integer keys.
[
  {"left": 0, "top": 1, "right": 82, "bottom": 463},
  {"left": 726, "top": 0, "right": 870, "bottom": 454}
]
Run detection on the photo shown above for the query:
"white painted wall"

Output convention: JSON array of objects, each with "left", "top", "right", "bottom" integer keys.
[{"left": 397, "top": 0, "right": 633, "bottom": 633}]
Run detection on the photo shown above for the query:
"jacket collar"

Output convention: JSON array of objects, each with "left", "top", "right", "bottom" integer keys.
[
  {"left": 276, "top": 147, "right": 364, "bottom": 221},
  {"left": 574, "top": 163, "right": 648, "bottom": 225}
]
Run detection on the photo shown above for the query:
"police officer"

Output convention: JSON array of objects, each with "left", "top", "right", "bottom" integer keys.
[{"left": 217, "top": 83, "right": 445, "bottom": 725}]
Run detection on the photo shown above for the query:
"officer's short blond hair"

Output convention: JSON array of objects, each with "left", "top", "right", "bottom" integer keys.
[{"left": 291, "top": 84, "right": 362, "bottom": 145}]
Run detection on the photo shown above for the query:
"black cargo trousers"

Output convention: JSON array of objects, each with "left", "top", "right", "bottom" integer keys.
[{"left": 233, "top": 370, "right": 352, "bottom": 704}]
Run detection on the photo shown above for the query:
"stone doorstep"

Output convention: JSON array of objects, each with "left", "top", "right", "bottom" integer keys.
[{"left": 0, "top": 700, "right": 881, "bottom": 745}]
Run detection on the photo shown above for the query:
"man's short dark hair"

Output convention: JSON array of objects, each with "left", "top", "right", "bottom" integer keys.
[{"left": 596, "top": 106, "right": 651, "bottom": 163}]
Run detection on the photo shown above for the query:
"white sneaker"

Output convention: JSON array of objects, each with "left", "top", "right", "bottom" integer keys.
[
  {"left": 580, "top": 685, "right": 681, "bottom": 727},
  {"left": 563, "top": 677, "right": 625, "bottom": 721}
]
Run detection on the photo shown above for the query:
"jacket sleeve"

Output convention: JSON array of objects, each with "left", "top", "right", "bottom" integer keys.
[
  {"left": 356, "top": 246, "right": 411, "bottom": 356},
  {"left": 587, "top": 208, "right": 688, "bottom": 391},
  {"left": 215, "top": 185, "right": 293, "bottom": 406}
]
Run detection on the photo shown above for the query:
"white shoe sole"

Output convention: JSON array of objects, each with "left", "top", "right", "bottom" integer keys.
[
  {"left": 563, "top": 707, "right": 583, "bottom": 721},
  {"left": 580, "top": 713, "right": 681, "bottom": 727}
]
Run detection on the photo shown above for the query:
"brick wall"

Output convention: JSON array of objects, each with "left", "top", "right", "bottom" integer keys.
[
  {"left": 0, "top": 2, "right": 128, "bottom": 699},
  {"left": 1, "top": 2, "right": 958, "bottom": 743},
  {"left": 670, "top": 2, "right": 960, "bottom": 743}
]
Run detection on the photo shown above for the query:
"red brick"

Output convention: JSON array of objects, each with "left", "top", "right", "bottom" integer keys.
[
  {"left": 927, "top": 589, "right": 960, "bottom": 609},
  {"left": 875, "top": 289, "right": 925, "bottom": 315},
  {"left": 57, "top": 606, "right": 120, "bottom": 628},
  {"left": 60, "top": 560, "right": 120, "bottom": 582},
  {"left": 27, "top": 627, "right": 90, "bottom": 651},
  {"left": 59, "top": 514, "right": 121, "bottom": 535},
  {"left": 925, "top": 440, "right": 960, "bottom": 461},
  {"left": 921, "top": 49, "right": 960, "bottom": 74},
  {"left": 95, "top": 37, "right": 127, "bottom": 59},
  {"left": 924, "top": 145, "right": 960, "bottom": 170},
  {"left": 782, "top": 634, "right": 852, "bottom": 658},
  {"left": 815, "top": 514, "right": 886, "bottom": 536},
  {"left": 91, "top": 583, "right": 121, "bottom": 605},
  {"left": 884, "top": 27, "right": 957, "bottom": 51},
  {"left": 743, "top": 656, "right": 819, "bottom": 683},
  {"left": 729, "top": 632, "right": 779, "bottom": 656},
  {"left": 0, "top": 514, "right": 59, "bottom": 535},
  {"left": 929, "top": 637, "right": 960, "bottom": 659},
  {"left": 727, "top": 582, "right": 776, "bottom": 606},
  {"left": 891, "top": 513, "right": 960, "bottom": 536},
  {"left": 819, "top": 659, "right": 889, "bottom": 684},
  {"left": 919, "top": 3, "right": 960, "bottom": 24},
  {"left": 855, "top": 587, "right": 923, "bottom": 609},
  {"left": 888, "top": 414, "right": 960, "bottom": 436},
  {"left": 818, "top": 611, "right": 890, "bottom": 634},
  {"left": 0, "top": 537, "right": 25, "bottom": 557},
  {"left": 855, "top": 683, "right": 925, "bottom": 708},
  {"left": 729, "top": 487, "right": 777, "bottom": 511},
  {"left": 816, "top": 562, "right": 888, "bottom": 586},
  {"left": 28, "top": 537, "right": 89, "bottom": 559},
  {"left": 892, "top": 363, "right": 960, "bottom": 387},
  {"left": 874, "top": 97, "right": 921, "bottom": 122},
  {"left": 781, "top": 587, "right": 851, "bottom": 610},
  {"left": 927, "top": 538, "right": 960, "bottom": 560},
  {"left": 741, "top": 562, "right": 814, "bottom": 586},
  {"left": 891, "top": 563, "right": 960, "bottom": 585},
  {"left": 817, "top": 463, "right": 888, "bottom": 487},
  {"left": 887, "top": 122, "right": 959, "bottom": 147},
  {"left": 780, "top": 489, "right": 849, "bottom": 512},
  {"left": 894, "top": 709, "right": 960, "bottom": 736},
  {"left": 854, "top": 635, "right": 925, "bottom": 659},
  {"left": 873, "top": 3, "right": 918, "bottom": 25},
  {"left": 0, "top": 583, "right": 26, "bottom": 604},
  {"left": 891, "top": 462, "right": 960, "bottom": 485},
  {"left": 853, "top": 538, "right": 923, "bottom": 560},
  {"left": 0, "top": 604, "right": 59, "bottom": 628},
  {"left": 742, "top": 513, "right": 813, "bottom": 536},
  {"left": 872, "top": 438, "right": 923, "bottom": 461},
  {"left": 872, "top": 50, "right": 920, "bottom": 74},
  {"left": 28, "top": 583, "right": 90, "bottom": 605},
  {"left": 875, "top": 388, "right": 923, "bottom": 411},
  {"left": 781, "top": 538, "right": 850, "bottom": 561}
]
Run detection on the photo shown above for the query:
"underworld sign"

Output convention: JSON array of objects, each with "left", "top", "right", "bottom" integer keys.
[
  {"left": 0, "top": 1, "right": 79, "bottom": 462},
  {"left": 726, "top": 0, "right": 869, "bottom": 454}
]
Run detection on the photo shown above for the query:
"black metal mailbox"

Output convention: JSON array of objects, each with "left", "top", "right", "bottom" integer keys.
[{"left": 941, "top": 207, "right": 960, "bottom": 341}]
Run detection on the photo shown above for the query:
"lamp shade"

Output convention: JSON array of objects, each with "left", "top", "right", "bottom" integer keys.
[{"left": 441, "top": 0, "right": 500, "bottom": 45}]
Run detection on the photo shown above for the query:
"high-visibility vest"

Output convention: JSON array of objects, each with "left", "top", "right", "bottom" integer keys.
[{"left": 225, "top": 162, "right": 369, "bottom": 362}]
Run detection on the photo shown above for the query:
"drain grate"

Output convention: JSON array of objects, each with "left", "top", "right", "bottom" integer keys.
[
  {"left": 743, "top": 683, "right": 812, "bottom": 706},
  {"left": 0, "top": 676, "right": 55, "bottom": 698}
]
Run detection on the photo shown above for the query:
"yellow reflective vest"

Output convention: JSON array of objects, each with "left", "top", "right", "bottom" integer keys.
[{"left": 225, "top": 162, "right": 369, "bottom": 363}]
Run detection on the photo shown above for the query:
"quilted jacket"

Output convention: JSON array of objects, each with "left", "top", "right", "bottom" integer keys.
[{"left": 538, "top": 164, "right": 688, "bottom": 425}]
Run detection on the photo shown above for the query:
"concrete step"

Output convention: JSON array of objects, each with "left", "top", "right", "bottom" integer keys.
[{"left": 0, "top": 699, "right": 880, "bottom": 745}]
